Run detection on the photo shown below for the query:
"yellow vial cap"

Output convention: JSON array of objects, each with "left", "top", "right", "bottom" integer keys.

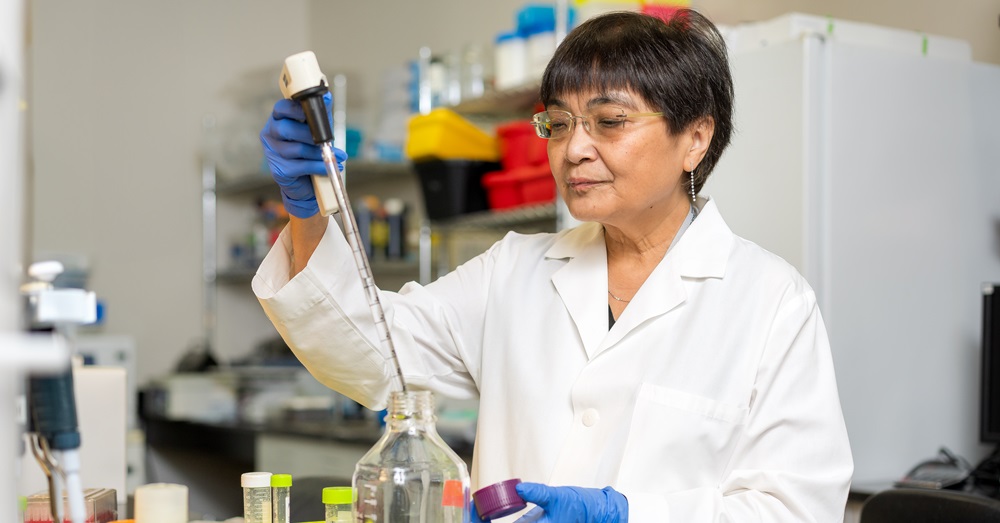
[{"left": 323, "top": 486, "right": 354, "bottom": 505}]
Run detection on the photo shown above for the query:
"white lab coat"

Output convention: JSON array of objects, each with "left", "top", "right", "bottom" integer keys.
[{"left": 253, "top": 197, "right": 853, "bottom": 522}]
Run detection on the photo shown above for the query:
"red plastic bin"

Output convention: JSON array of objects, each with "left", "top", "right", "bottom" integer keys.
[
  {"left": 497, "top": 121, "right": 548, "bottom": 170},
  {"left": 517, "top": 164, "right": 555, "bottom": 205},
  {"left": 482, "top": 170, "right": 523, "bottom": 210}
]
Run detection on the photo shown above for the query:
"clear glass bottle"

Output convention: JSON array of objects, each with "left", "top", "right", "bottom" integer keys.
[{"left": 353, "top": 390, "right": 470, "bottom": 523}]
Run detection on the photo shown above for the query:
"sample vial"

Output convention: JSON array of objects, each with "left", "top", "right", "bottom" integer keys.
[
  {"left": 242, "top": 472, "right": 273, "bottom": 523},
  {"left": 271, "top": 474, "right": 292, "bottom": 523},
  {"left": 322, "top": 487, "right": 353, "bottom": 523}
]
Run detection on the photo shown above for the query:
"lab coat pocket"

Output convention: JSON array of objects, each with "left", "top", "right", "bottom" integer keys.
[{"left": 616, "top": 383, "right": 748, "bottom": 493}]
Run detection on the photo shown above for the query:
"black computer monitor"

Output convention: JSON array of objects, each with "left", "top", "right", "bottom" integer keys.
[{"left": 981, "top": 283, "right": 1000, "bottom": 442}]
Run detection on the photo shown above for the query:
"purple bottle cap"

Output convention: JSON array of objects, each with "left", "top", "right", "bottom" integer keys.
[{"left": 473, "top": 478, "right": 527, "bottom": 520}]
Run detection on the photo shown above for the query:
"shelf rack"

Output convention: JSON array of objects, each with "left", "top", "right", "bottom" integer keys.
[
  {"left": 433, "top": 203, "right": 556, "bottom": 230},
  {"left": 216, "top": 161, "right": 414, "bottom": 197},
  {"left": 448, "top": 82, "right": 542, "bottom": 116}
]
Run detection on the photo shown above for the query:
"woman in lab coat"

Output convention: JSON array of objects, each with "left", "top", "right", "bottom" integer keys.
[{"left": 256, "top": 9, "right": 853, "bottom": 523}]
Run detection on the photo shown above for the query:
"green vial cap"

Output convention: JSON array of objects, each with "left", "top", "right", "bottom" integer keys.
[
  {"left": 271, "top": 473, "right": 293, "bottom": 488},
  {"left": 323, "top": 486, "right": 354, "bottom": 505}
]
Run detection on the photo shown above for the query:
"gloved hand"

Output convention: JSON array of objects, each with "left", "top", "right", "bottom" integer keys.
[
  {"left": 470, "top": 500, "right": 487, "bottom": 523},
  {"left": 260, "top": 92, "right": 347, "bottom": 218},
  {"left": 513, "top": 482, "right": 628, "bottom": 523}
]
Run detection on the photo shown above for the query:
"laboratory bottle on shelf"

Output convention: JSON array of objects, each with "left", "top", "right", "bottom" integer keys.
[
  {"left": 353, "top": 390, "right": 470, "bottom": 523},
  {"left": 323, "top": 486, "right": 353, "bottom": 523}
]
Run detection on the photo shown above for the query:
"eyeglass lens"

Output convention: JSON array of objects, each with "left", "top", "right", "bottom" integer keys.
[{"left": 532, "top": 108, "right": 660, "bottom": 139}]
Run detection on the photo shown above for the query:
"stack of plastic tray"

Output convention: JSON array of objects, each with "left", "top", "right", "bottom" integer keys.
[
  {"left": 482, "top": 120, "right": 554, "bottom": 210},
  {"left": 406, "top": 108, "right": 499, "bottom": 162},
  {"left": 406, "top": 108, "right": 502, "bottom": 219}
]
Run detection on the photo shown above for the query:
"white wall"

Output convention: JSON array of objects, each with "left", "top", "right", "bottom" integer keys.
[{"left": 30, "top": 0, "right": 312, "bottom": 385}]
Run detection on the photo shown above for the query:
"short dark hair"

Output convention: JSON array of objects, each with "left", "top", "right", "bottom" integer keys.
[{"left": 540, "top": 9, "right": 734, "bottom": 194}]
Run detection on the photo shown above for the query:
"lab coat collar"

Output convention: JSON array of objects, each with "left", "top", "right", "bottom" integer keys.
[
  {"left": 546, "top": 222, "right": 609, "bottom": 359},
  {"left": 545, "top": 197, "right": 734, "bottom": 359},
  {"left": 544, "top": 197, "right": 732, "bottom": 277},
  {"left": 672, "top": 196, "right": 732, "bottom": 279}
]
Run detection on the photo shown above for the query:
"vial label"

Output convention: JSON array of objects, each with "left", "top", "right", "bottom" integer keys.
[{"left": 243, "top": 487, "right": 273, "bottom": 523}]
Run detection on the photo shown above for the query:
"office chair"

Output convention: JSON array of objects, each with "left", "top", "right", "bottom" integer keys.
[
  {"left": 289, "top": 476, "right": 353, "bottom": 522},
  {"left": 860, "top": 488, "right": 1000, "bottom": 523}
]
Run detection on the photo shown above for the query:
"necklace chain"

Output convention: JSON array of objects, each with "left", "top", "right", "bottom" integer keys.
[{"left": 608, "top": 289, "right": 631, "bottom": 303}]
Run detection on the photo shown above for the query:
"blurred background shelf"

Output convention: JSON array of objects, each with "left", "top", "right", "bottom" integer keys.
[
  {"left": 216, "top": 161, "right": 415, "bottom": 196},
  {"left": 433, "top": 202, "right": 556, "bottom": 230},
  {"left": 216, "top": 259, "right": 419, "bottom": 285},
  {"left": 449, "top": 82, "right": 541, "bottom": 116}
]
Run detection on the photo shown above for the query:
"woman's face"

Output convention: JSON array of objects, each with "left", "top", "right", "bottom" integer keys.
[{"left": 545, "top": 89, "right": 702, "bottom": 230}]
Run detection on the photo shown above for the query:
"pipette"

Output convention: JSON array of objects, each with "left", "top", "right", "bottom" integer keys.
[{"left": 279, "top": 51, "right": 407, "bottom": 393}]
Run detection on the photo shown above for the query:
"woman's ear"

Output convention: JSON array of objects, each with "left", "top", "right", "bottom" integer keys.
[{"left": 685, "top": 116, "right": 715, "bottom": 171}]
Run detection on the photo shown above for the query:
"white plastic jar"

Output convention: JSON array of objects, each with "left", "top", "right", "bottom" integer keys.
[
  {"left": 523, "top": 26, "right": 556, "bottom": 82},
  {"left": 494, "top": 30, "right": 527, "bottom": 91}
]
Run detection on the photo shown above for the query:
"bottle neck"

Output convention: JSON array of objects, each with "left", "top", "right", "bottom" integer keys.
[{"left": 385, "top": 390, "right": 436, "bottom": 432}]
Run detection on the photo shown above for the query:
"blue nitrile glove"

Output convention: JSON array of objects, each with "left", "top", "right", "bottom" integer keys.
[
  {"left": 260, "top": 92, "right": 348, "bottom": 218},
  {"left": 514, "top": 482, "right": 628, "bottom": 523},
  {"left": 471, "top": 500, "right": 486, "bottom": 523}
]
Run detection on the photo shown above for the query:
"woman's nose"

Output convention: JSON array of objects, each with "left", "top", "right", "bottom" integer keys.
[{"left": 562, "top": 119, "right": 598, "bottom": 164}]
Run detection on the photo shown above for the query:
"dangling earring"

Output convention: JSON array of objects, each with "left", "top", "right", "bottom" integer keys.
[{"left": 689, "top": 169, "right": 696, "bottom": 203}]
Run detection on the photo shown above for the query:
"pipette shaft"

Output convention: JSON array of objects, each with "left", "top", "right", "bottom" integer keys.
[
  {"left": 280, "top": 51, "right": 407, "bottom": 393},
  {"left": 320, "top": 143, "right": 408, "bottom": 393}
]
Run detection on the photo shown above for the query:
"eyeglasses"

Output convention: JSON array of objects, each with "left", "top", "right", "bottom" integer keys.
[{"left": 531, "top": 108, "right": 664, "bottom": 140}]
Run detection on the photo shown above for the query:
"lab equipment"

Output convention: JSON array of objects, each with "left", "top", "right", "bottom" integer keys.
[
  {"left": 242, "top": 472, "right": 273, "bottom": 523},
  {"left": 279, "top": 52, "right": 339, "bottom": 218},
  {"left": 322, "top": 487, "right": 353, "bottom": 523},
  {"left": 353, "top": 390, "right": 470, "bottom": 523},
  {"left": 513, "top": 482, "right": 629, "bottom": 523},
  {"left": 22, "top": 260, "right": 98, "bottom": 523},
  {"left": 133, "top": 483, "right": 188, "bottom": 523},
  {"left": 23, "top": 487, "right": 118, "bottom": 523},
  {"left": 383, "top": 198, "right": 407, "bottom": 260},
  {"left": 277, "top": 50, "right": 407, "bottom": 393},
  {"left": 473, "top": 479, "right": 526, "bottom": 521},
  {"left": 271, "top": 474, "right": 292, "bottom": 523}
]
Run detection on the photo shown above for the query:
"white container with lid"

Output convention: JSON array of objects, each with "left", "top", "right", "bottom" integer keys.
[
  {"left": 494, "top": 30, "right": 527, "bottom": 91},
  {"left": 242, "top": 472, "right": 273, "bottom": 523},
  {"left": 134, "top": 483, "right": 188, "bottom": 523},
  {"left": 524, "top": 28, "right": 556, "bottom": 82}
]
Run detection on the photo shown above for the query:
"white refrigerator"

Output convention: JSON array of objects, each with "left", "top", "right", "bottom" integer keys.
[{"left": 706, "top": 14, "right": 1000, "bottom": 484}]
